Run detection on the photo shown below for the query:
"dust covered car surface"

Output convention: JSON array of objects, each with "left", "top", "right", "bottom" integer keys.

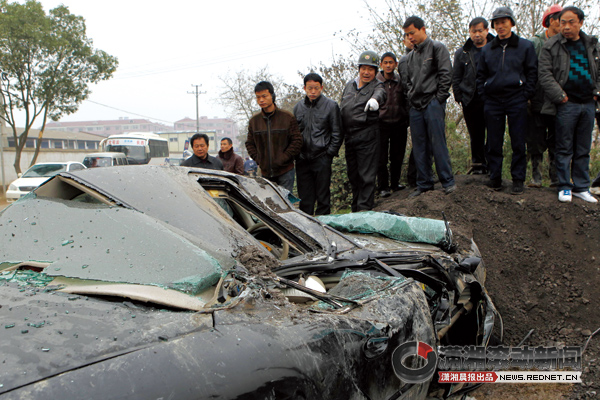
[{"left": 0, "top": 166, "right": 501, "bottom": 400}]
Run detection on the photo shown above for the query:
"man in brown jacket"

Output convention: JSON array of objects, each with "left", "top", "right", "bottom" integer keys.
[
  {"left": 218, "top": 137, "right": 244, "bottom": 175},
  {"left": 246, "top": 81, "right": 303, "bottom": 192}
]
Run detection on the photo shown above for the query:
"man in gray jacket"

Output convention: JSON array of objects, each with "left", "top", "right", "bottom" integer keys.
[
  {"left": 539, "top": 6, "right": 599, "bottom": 203},
  {"left": 527, "top": 4, "right": 563, "bottom": 188},
  {"left": 403, "top": 16, "right": 455, "bottom": 197},
  {"left": 340, "top": 50, "right": 387, "bottom": 212}
]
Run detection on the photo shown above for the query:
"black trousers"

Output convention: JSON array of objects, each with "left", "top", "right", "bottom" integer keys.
[
  {"left": 485, "top": 97, "right": 528, "bottom": 182},
  {"left": 526, "top": 110, "right": 557, "bottom": 180},
  {"left": 463, "top": 100, "right": 487, "bottom": 169},
  {"left": 345, "top": 126, "right": 379, "bottom": 212},
  {"left": 296, "top": 154, "right": 333, "bottom": 215},
  {"left": 377, "top": 121, "right": 408, "bottom": 190}
]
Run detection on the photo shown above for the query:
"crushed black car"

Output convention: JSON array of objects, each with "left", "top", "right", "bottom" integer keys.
[{"left": 0, "top": 166, "right": 501, "bottom": 399}]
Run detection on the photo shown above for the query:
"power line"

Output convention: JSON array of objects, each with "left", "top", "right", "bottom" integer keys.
[
  {"left": 113, "top": 23, "right": 373, "bottom": 80},
  {"left": 85, "top": 100, "right": 175, "bottom": 125}
]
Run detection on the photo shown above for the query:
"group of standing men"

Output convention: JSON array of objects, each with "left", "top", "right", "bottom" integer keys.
[
  {"left": 184, "top": 5, "right": 599, "bottom": 212},
  {"left": 454, "top": 5, "right": 599, "bottom": 203}
]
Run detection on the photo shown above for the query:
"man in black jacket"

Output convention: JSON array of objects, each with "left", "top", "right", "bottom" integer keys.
[
  {"left": 477, "top": 7, "right": 537, "bottom": 195},
  {"left": 340, "top": 50, "right": 387, "bottom": 212},
  {"left": 180, "top": 133, "right": 223, "bottom": 170},
  {"left": 453, "top": 17, "right": 494, "bottom": 175},
  {"left": 403, "top": 16, "right": 456, "bottom": 197},
  {"left": 293, "top": 73, "right": 342, "bottom": 215},
  {"left": 376, "top": 52, "right": 409, "bottom": 197}
]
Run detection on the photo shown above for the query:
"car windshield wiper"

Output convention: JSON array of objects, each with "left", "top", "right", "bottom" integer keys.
[{"left": 271, "top": 276, "right": 359, "bottom": 310}]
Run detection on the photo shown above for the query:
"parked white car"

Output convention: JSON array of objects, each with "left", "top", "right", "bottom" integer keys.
[{"left": 6, "top": 162, "right": 86, "bottom": 202}]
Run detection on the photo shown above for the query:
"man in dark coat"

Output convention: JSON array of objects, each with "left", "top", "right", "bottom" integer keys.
[
  {"left": 218, "top": 137, "right": 244, "bottom": 175},
  {"left": 180, "top": 133, "right": 223, "bottom": 170},
  {"left": 477, "top": 7, "right": 537, "bottom": 195},
  {"left": 453, "top": 17, "right": 494, "bottom": 175},
  {"left": 340, "top": 50, "right": 387, "bottom": 212},
  {"left": 527, "top": 4, "right": 563, "bottom": 188},
  {"left": 293, "top": 73, "right": 342, "bottom": 215},
  {"left": 403, "top": 16, "right": 456, "bottom": 197},
  {"left": 376, "top": 52, "right": 409, "bottom": 197},
  {"left": 246, "top": 81, "right": 303, "bottom": 192}
]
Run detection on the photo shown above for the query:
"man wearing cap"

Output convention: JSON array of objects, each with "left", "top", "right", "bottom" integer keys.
[
  {"left": 340, "top": 50, "right": 386, "bottom": 212},
  {"left": 527, "top": 4, "right": 563, "bottom": 188},
  {"left": 453, "top": 17, "right": 494, "bottom": 176},
  {"left": 376, "top": 52, "right": 409, "bottom": 198},
  {"left": 293, "top": 72, "right": 342, "bottom": 215},
  {"left": 403, "top": 16, "right": 456, "bottom": 197},
  {"left": 246, "top": 81, "right": 303, "bottom": 192},
  {"left": 539, "top": 6, "right": 599, "bottom": 203},
  {"left": 477, "top": 6, "right": 537, "bottom": 195}
]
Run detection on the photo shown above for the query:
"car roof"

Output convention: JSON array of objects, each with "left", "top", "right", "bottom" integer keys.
[{"left": 84, "top": 152, "right": 127, "bottom": 157}]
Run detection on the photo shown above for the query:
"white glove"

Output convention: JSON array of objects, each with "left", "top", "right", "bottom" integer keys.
[{"left": 364, "top": 98, "right": 379, "bottom": 112}]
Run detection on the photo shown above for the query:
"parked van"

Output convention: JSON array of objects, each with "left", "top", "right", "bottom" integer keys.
[{"left": 83, "top": 152, "right": 128, "bottom": 168}]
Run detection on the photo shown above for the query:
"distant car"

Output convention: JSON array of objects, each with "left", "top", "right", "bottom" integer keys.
[
  {"left": 6, "top": 161, "right": 86, "bottom": 202},
  {"left": 82, "top": 152, "right": 128, "bottom": 168},
  {"left": 163, "top": 156, "right": 185, "bottom": 166}
]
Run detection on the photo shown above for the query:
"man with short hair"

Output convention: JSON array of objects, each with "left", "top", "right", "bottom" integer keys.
[
  {"left": 376, "top": 52, "right": 409, "bottom": 197},
  {"left": 293, "top": 72, "right": 342, "bottom": 215},
  {"left": 398, "top": 34, "right": 418, "bottom": 188},
  {"left": 340, "top": 50, "right": 386, "bottom": 212},
  {"left": 246, "top": 81, "right": 303, "bottom": 192},
  {"left": 403, "top": 16, "right": 455, "bottom": 197},
  {"left": 218, "top": 137, "right": 244, "bottom": 175},
  {"left": 527, "top": 4, "right": 563, "bottom": 188},
  {"left": 539, "top": 6, "right": 599, "bottom": 203},
  {"left": 477, "top": 7, "right": 537, "bottom": 195},
  {"left": 180, "top": 133, "right": 224, "bottom": 170},
  {"left": 453, "top": 17, "right": 494, "bottom": 175}
]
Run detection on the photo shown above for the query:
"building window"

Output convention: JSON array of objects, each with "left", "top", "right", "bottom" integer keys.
[
  {"left": 53, "top": 140, "right": 63, "bottom": 149},
  {"left": 78, "top": 141, "right": 86, "bottom": 149},
  {"left": 41, "top": 139, "right": 50, "bottom": 149}
]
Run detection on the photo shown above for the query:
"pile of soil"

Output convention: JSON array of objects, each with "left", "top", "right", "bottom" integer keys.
[{"left": 376, "top": 174, "right": 600, "bottom": 400}]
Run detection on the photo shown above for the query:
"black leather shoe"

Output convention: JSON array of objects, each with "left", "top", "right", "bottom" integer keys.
[{"left": 487, "top": 179, "right": 502, "bottom": 191}]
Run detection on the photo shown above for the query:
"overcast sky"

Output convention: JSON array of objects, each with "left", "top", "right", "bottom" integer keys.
[{"left": 31, "top": 0, "right": 387, "bottom": 127}]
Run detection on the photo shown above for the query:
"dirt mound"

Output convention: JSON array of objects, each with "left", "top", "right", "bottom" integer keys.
[{"left": 376, "top": 174, "right": 600, "bottom": 399}]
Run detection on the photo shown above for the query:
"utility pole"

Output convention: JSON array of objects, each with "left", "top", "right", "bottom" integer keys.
[{"left": 187, "top": 84, "right": 206, "bottom": 134}]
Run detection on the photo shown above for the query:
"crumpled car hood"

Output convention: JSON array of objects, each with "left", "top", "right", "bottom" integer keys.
[{"left": 0, "top": 281, "right": 212, "bottom": 394}]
